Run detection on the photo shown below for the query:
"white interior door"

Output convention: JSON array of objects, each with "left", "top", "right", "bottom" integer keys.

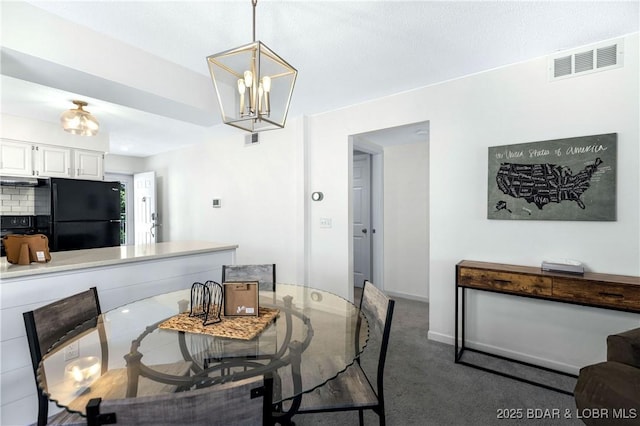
[
  {"left": 134, "top": 171, "right": 158, "bottom": 244},
  {"left": 353, "top": 154, "right": 372, "bottom": 287}
]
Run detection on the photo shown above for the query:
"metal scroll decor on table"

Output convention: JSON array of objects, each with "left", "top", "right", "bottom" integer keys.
[{"left": 189, "top": 281, "right": 223, "bottom": 326}]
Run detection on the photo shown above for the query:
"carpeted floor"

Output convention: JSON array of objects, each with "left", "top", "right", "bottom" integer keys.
[{"left": 292, "top": 292, "right": 583, "bottom": 426}]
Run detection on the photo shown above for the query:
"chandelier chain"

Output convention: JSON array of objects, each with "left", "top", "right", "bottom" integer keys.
[{"left": 252, "top": 0, "right": 258, "bottom": 42}]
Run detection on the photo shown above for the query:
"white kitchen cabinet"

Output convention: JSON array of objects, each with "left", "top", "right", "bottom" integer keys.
[
  {"left": 0, "top": 139, "right": 34, "bottom": 176},
  {"left": 34, "top": 145, "right": 72, "bottom": 178},
  {"left": 0, "top": 139, "right": 104, "bottom": 180},
  {"left": 74, "top": 149, "right": 104, "bottom": 180}
]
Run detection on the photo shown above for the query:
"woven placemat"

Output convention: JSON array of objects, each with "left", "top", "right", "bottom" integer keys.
[{"left": 158, "top": 307, "right": 279, "bottom": 340}]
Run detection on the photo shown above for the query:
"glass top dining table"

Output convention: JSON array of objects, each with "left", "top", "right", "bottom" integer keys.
[{"left": 38, "top": 284, "right": 368, "bottom": 422}]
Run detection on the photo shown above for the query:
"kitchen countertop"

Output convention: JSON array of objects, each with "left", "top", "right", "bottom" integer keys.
[{"left": 0, "top": 241, "right": 238, "bottom": 280}]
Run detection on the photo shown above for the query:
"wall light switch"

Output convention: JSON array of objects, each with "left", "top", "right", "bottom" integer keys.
[
  {"left": 319, "top": 218, "right": 332, "bottom": 228},
  {"left": 212, "top": 199, "right": 222, "bottom": 208}
]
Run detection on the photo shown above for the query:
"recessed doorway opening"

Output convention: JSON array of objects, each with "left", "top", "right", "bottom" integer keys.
[{"left": 350, "top": 121, "right": 430, "bottom": 300}]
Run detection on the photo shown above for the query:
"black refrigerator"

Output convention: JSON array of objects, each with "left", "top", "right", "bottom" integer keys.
[{"left": 35, "top": 178, "right": 121, "bottom": 252}]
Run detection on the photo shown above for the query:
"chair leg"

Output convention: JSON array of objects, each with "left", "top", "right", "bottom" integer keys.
[
  {"left": 37, "top": 393, "right": 48, "bottom": 426},
  {"left": 359, "top": 409, "right": 364, "bottom": 426}
]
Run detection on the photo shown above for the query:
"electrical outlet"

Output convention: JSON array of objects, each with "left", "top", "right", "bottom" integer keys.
[{"left": 64, "top": 342, "right": 79, "bottom": 361}]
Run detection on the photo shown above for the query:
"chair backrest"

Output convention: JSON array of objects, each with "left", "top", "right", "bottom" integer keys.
[
  {"left": 23, "top": 287, "right": 103, "bottom": 426},
  {"left": 222, "top": 264, "right": 276, "bottom": 292},
  {"left": 24, "top": 287, "right": 102, "bottom": 372},
  {"left": 358, "top": 280, "right": 395, "bottom": 397},
  {"left": 86, "top": 376, "right": 271, "bottom": 426}
]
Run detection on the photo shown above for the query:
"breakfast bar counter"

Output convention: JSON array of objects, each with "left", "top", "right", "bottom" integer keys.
[
  {"left": 0, "top": 241, "right": 238, "bottom": 279},
  {"left": 0, "top": 240, "right": 237, "bottom": 426}
]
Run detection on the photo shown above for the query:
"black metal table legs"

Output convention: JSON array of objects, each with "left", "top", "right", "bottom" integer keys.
[{"left": 454, "top": 285, "right": 577, "bottom": 396}]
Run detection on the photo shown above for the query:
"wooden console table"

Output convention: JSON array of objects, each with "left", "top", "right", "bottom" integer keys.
[{"left": 455, "top": 260, "right": 640, "bottom": 394}]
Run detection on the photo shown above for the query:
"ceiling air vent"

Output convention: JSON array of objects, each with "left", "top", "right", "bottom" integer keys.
[
  {"left": 574, "top": 50, "right": 594, "bottom": 73},
  {"left": 597, "top": 44, "right": 618, "bottom": 68},
  {"left": 244, "top": 133, "right": 259, "bottom": 146},
  {"left": 549, "top": 38, "right": 624, "bottom": 81},
  {"left": 554, "top": 56, "right": 572, "bottom": 78}
]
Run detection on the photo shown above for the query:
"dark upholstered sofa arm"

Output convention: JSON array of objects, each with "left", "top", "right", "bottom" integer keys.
[
  {"left": 574, "top": 328, "right": 640, "bottom": 425},
  {"left": 607, "top": 327, "right": 640, "bottom": 367},
  {"left": 574, "top": 361, "right": 640, "bottom": 426}
]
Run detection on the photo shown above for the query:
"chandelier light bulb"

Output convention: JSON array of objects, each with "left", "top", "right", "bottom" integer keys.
[
  {"left": 261, "top": 76, "right": 271, "bottom": 114},
  {"left": 237, "top": 79, "right": 246, "bottom": 94},
  {"left": 244, "top": 70, "right": 253, "bottom": 87},
  {"left": 262, "top": 76, "right": 271, "bottom": 92},
  {"left": 237, "top": 79, "right": 246, "bottom": 115},
  {"left": 258, "top": 82, "right": 264, "bottom": 114},
  {"left": 245, "top": 70, "right": 256, "bottom": 113}
]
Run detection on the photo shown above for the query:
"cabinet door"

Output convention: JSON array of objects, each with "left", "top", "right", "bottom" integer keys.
[
  {"left": 0, "top": 140, "right": 34, "bottom": 176},
  {"left": 35, "top": 145, "right": 72, "bottom": 177},
  {"left": 74, "top": 150, "right": 104, "bottom": 180}
]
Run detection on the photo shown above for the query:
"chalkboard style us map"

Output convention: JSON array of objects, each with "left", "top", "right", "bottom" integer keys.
[{"left": 487, "top": 134, "right": 616, "bottom": 221}]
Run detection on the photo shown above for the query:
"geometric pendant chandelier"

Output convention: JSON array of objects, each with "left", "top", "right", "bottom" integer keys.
[
  {"left": 60, "top": 100, "right": 99, "bottom": 136},
  {"left": 206, "top": 0, "right": 297, "bottom": 133}
]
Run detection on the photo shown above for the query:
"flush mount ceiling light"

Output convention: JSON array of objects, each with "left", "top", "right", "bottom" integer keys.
[
  {"left": 60, "top": 100, "right": 99, "bottom": 136},
  {"left": 206, "top": 0, "right": 297, "bottom": 133}
]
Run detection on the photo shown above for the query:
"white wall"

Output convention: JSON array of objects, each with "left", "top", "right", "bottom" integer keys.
[
  {"left": 143, "top": 117, "right": 305, "bottom": 285},
  {"left": 307, "top": 103, "right": 437, "bottom": 297},
  {"left": 307, "top": 33, "right": 640, "bottom": 372},
  {"left": 383, "top": 142, "right": 429, "bottom": 301},
  {"left": 104, "top": 153, "right": 147, "bottom": 174}
]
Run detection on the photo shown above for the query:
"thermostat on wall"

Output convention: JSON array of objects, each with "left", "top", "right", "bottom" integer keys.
[{"left": 212, "top": 199, "right": 222, "bottom": 208}]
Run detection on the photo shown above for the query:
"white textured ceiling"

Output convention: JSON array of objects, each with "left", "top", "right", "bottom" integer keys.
[{"left": 1, "top": 1, "right": 638, "bottom": 156}]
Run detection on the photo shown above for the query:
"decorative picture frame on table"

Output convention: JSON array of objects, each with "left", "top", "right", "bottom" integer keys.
[
  {"left": 223, "top": 281, "right": 259, "bottom": 317},
  {"left": 487, "top": 133, "right": 617, "bottom": 221}
]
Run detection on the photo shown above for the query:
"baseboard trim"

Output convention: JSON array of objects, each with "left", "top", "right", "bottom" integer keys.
[
  {"left": 427, "top": 332, "right": 580, "bottom": 375},
  {"left": 427, "top": 330, "right": 454, "bottom": 345},
  {"left": 385, "top": 290, "right": 428, "bottom": 303}
]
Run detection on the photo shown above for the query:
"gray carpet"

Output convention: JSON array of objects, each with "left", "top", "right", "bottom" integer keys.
[{"left": 292, "top": 293, "right": 582, "bottom": 426}]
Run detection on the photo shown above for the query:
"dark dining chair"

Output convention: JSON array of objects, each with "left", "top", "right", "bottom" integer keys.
[
  {"left": 295, "top": 280, "right": 395, "bottom": 425},
  {"left": 220, "top": 264, "right": 277, "bottom": 350},
  {"left": 24, "top": 287, "right": 192, "bottom": 426},
  {"left": 222, "top": 264, "right": 276, "bottom": 292},
  {"left": 23, "top": 287, "right": 102, "bottom": 426},
  {"left": 219, "top": 264, "right": 280, "bottom": 398},
  {"left": 86, "top": 375, "right": 273, "bottom": 426}
]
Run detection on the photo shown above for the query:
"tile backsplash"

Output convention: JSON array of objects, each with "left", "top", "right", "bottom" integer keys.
[{"left": 0, "top": 186, "right": 35, "bottom": 215}]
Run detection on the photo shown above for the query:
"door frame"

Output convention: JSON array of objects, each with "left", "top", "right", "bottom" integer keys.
[
  {"left": 350, "top": 138, "right": 384, "bottom": 290},
  {"left": 105, "top": 172, "right": 134, "bottom": 245}
]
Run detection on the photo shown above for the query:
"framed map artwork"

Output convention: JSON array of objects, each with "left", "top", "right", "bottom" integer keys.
[{"left": 487, "top": 133, "right": 616, "bottom": 221}]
